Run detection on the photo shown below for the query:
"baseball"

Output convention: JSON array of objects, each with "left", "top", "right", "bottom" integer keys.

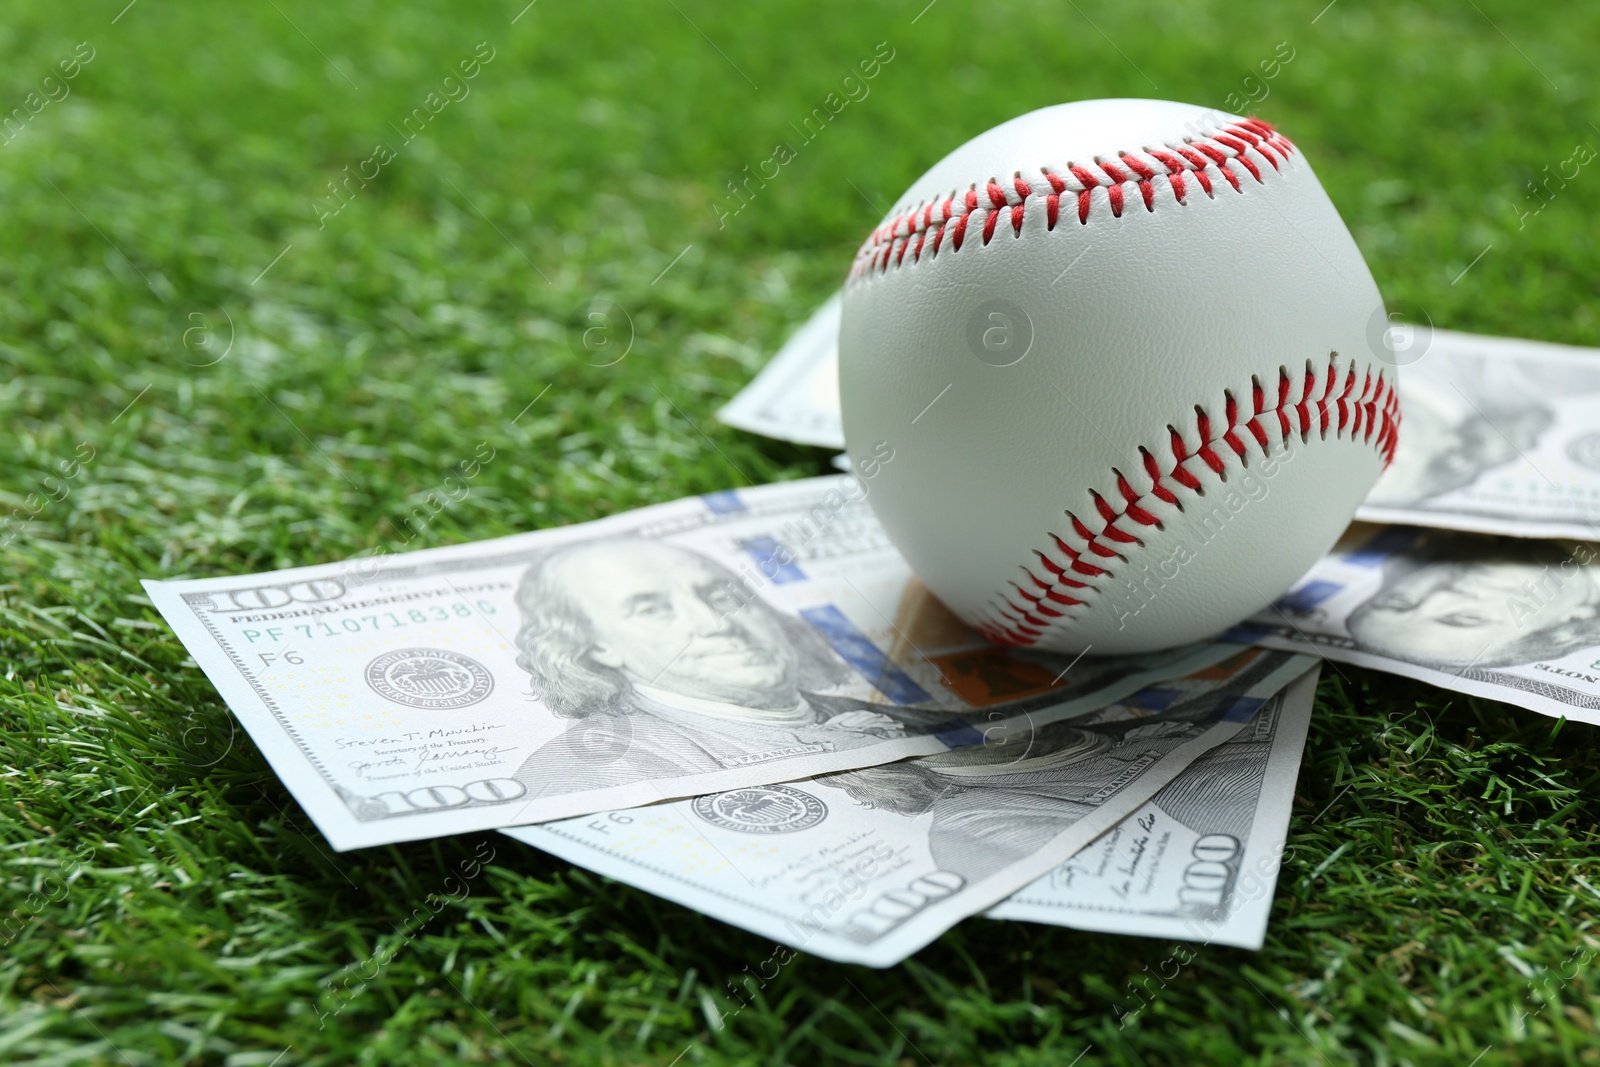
[{"left": 839, "top": 98, "right": 1398, "bottom": 655}]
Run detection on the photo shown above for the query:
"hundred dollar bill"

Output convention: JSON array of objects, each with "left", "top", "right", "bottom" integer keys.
[
  {"left": 717, "top": 293, "right": 845, "bottom": 449},
  {"left": 1359, "top": 329, "right": 1600, "bottom": 541},
  {"left": 143, "top": 476, "right": 1248, "bottom": 850},
  {"left": 718, "top": 297, "right": 1600, "bottom": 540},
  {"left": 717, "top": 295, "right": 846, "bottom": 451},
  {"left": 504, "top": 648, "right": 1316, "bottom": 967},
  {"left": 1229, "top": 524, "right": 1600, "bottom": 725},
  {"left": 988, "top": 665, "right": 1317, "bottom": 950}
]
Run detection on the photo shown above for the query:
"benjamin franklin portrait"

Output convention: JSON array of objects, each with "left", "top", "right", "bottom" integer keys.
[
  {"left": 1344, "top": 532, "right": 1600, "bottom": 672},
  {"left": 1370, "top": 349, "right": 1600, "bottom": 509},
  {"left": 508, "top": 538, "right": 965, "bottom": 798}
]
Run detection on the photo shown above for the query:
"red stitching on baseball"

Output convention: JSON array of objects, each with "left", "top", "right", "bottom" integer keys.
[
  {"left": 975, "top": 353, "right": 1399, "bottom": 646},
  {"left": 1120, "top": 152, "right": 1156, "bottom": 180},
  {"left": 848, "top": 118, "right": 1296, "bottom": 281},
  {"left": 1216, "top": 160, "right": 1242, "bottom": 192}
]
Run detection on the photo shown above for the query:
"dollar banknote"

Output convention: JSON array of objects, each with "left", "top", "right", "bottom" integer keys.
[
  {"left": 717, "top": 295, "right": 846, "bottom": 451},
  {"left": 1360, "top": 328, "right": 1600, "bottom": 540},
  {"left": 988, "top": 665, "right": 1317, "bottom": 950},
  {"left": 718, "top": 296, "right": 1600, "bottom": 540},
  {"left": 718, "top": 293, "right": 845, "bottom": 449},
  {"left": 1229, "top": 524, "right": 1600, "bottom": 725},
  {"left": 144, "top": 476, "right": 1252, "bottom": 850},
  {"left": 505, "top": 648, "right": 1316, "bottom": 966}
]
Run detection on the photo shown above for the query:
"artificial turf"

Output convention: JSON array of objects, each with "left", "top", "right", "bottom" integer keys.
[{"left": 2, "top": 0, "right": 1598, "bottom": 1063}]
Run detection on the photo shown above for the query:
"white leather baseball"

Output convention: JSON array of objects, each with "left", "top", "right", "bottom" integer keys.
[{"left": 839, "top": 98, "right": 1398, "bottom": 655}]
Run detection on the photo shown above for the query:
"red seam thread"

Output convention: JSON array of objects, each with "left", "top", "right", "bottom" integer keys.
[
  {"left": 977, "top": 354, "right": 1399, "bottom": 647},
  {"left": 848, "top": 119, "right": 1296, "bottom": 282}
]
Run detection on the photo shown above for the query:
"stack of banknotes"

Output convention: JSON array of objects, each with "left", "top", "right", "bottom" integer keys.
[{"left": 145, "top": 299, "right": 1600, "bottom": 966}]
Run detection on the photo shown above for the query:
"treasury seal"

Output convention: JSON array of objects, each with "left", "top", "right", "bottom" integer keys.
[
  {"left": 691, "top": 785, "right": 827, "bottom": 834},
  {"left": 365, "top": 648, "right": 494, "bottom": 709}
]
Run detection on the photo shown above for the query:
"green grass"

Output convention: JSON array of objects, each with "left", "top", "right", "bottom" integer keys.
[{"left": 2, "top": 0, "right": 1598, "bottom": 1062}]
